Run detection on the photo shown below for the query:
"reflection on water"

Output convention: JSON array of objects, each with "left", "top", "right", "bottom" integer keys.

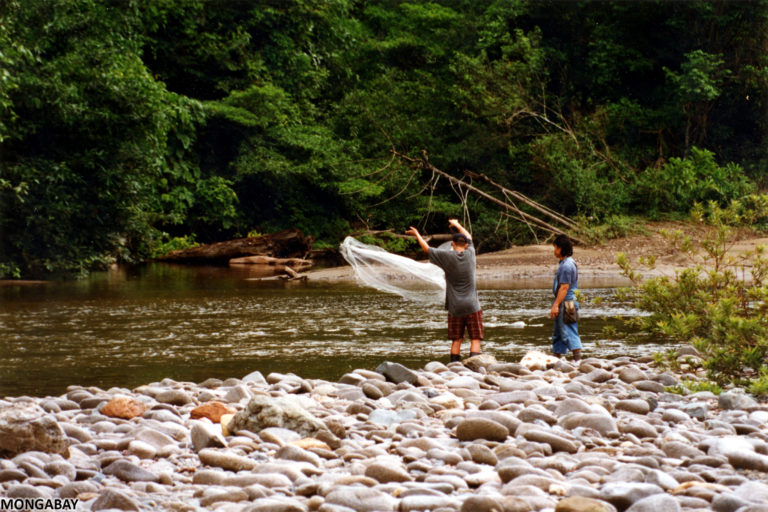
[{"left": 0, "top": 263, "right": 664, "bottom": 398}]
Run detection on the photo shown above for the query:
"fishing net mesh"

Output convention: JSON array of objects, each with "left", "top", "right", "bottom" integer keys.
[{"left": 340, "top": 236, "right": 446, "bottom": 304}]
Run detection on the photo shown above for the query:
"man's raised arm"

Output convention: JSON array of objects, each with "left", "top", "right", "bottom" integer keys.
[
  {"left": 448, "top": 219, "right": 471, "bottom": 240},
  {"left": 405, "top": 226, "right": 430, "bottom": 253}
]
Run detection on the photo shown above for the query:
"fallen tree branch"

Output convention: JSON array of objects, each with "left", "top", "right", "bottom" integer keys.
[
  {"left": 154, "top": 229, "right": 313, "bottom": 264},
  {"left": 393, "top": 149, "right": 587, "bottom": 245}
]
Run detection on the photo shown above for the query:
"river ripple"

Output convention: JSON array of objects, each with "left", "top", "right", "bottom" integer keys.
[{"left": 0, "top": 263, "right": 663, "bottom": 397}]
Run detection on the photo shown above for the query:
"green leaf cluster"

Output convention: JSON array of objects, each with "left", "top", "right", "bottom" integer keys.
[
  {"left": 2, "top": 0, "right": 768, "bottom": 277},
  {"left": 618, "top": 200, "right": 768, "bottom": 387}
]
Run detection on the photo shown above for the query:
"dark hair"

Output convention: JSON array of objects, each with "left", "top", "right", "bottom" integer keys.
[
  {"left": 553, "top": 234, "right": 573, "bottom": 257},
  {"left": 452, "top": 233, "right": 469, "bottom": 246}
]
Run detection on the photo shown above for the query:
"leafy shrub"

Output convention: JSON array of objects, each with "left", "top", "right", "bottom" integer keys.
[
  {"left": 633, "top": 147, "right": 754, "bottom": 216},
  {"left": 357, "top": 232, "right": 417, "bottom": 254},
  {"left": 618, "top": 207, "right": 768, "bottom": 387},
  {"left": 151, "top": 235, "right": 199, "bottom": 258},
  {"left": 581, "top": 214, "right": 648, "bottom": 242},
  {"left": 666, "top": 378, "right": 722, "bottom": 396}
]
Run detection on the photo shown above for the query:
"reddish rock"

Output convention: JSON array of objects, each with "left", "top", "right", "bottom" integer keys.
[
  {"left": 190, "top": 402, "right": 237, "bottom": 423},
  {"left": 101, "top": 397, "right": 147, "bottom": 420}
]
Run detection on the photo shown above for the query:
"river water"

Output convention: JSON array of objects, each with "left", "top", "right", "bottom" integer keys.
[{"left": 0, "top": 263, "right": 661, "bottom": 398}]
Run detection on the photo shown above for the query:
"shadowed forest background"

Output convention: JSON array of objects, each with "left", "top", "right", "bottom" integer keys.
[{"left": 1, "top": 0, "right": 767, "bottom": 278}]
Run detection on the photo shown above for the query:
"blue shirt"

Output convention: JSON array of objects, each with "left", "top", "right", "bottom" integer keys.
[{"left": 553, "top": 256, "right": 577, "bottom": 301}]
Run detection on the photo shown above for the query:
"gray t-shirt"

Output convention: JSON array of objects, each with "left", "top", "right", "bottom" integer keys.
[{"left": 428, "top": 241, "right": 481, "bottom": 317}]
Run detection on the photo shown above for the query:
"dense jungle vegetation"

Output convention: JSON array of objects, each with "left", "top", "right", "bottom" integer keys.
[{"left": 1, "top": 0, "right": 768, "bottom": 278}]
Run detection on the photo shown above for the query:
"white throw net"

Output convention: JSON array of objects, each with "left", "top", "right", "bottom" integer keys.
[{"left": 340, "top": 236, "right": 446, "bottom": 304}]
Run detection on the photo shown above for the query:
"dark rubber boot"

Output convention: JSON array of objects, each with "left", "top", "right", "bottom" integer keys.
[
  {"left": 469, "top": 352, "right": 482, "bottom": 357},
  {"left": 450, "top": 354, "right": 462, "bottom": 363}
]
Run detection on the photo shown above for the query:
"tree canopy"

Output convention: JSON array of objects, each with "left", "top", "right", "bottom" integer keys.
[{"left": 2, "top": 0, "right": 767, "bottom": 277}]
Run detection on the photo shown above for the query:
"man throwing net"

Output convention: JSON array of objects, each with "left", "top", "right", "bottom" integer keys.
[{"left": 406, "top": 219, "right": 483, "bottom": 362}]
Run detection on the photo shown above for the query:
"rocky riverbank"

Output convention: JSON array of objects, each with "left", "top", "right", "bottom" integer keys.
[{"left": 1, "top": 351, "right": 768, "bottom": 512}]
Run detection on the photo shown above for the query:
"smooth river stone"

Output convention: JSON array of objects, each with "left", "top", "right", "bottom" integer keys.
[
  {"left": 190, "top": 421, "right": 227, "bottom": 452},
  {"left": 711, "top": 437, "right": 768, "bottom": 471},
  {"left": 90, "top": 489, "right": 141, "bottom": 511},
  {"left": 447, "top": 376, "right": 482, "bottom": 390},
  {"left": 583, "top": 369, "right": 613, "bottom": 383},
  {"left": 554, "top": 398, "right": 594, "bottom": 417},
  {"left": 228, "top": 473, "right": 292, "bottom": 488},
  {"left": 559, "top": 414, "right": 618, "bottom": 436},
  {"left": 43, "top": 460, "right": 76, "bottom": 481},
  {"left": 619, "top": 419, "right": 658, "bottom": 438},
  {"left": 618, "top": 366, "right": 647, "bottom": 383},
  {"left": 456, "top": 417, "right": 509, "bottom": 442},
  {"left": 276, "top": 444, "right": 322, "bottom": 467},
  {"left": 241, "top": 497, "right": 307, "bottom": 512},
  {"left": 325, "top": 486, "right": 398, "bottom": 512},
  {"left": 555, "top": 496, "right": 617, "bottom": 512},
  {"left": 127, "top": 440, "right": 157, "bottom": 459},
  {"left": 661, "top": 409, "right": 690, "bottom": 423},
  {"left": 364, "top": 461, "right": 412, "bottom": 483},
  {"left": 399, "top": 495, "right": 457, "bottom": 511},
  {"left": 193, "top": 469, "right": 227, "bottom": 485},
  {"left": 466, "top": 410, "right": 522, "bottom": 433},
  {"left": 633, "top": 380, "right": 665, "bottom": 393},
  {"left": 661, "top": 441, "right": 705, "bottom": 459},
  {"left": 102, "top": 460, "right": 159, "bottom": 483},
  {"left": 155, "top": 389, "right": 193, "bottom": 406},
  {"left": 488, "top": 391, "right": 537, "bottom": 405},
  {"left": 0, "top": 469, "right": 27, "bottom": 483},
  {"left": 460, "top": 496, "right": 507, "bottom": 512},
  {"left": 718, "top": 390, "right": 759, "bottom": 410},
  {"left": 516, "top": 425, "right": 578, "bottom": 453},
  {"left": 625, "top": 494, "right": 681, "bottom": 512},
  {"left": 376, "top": 361, "right": 419, "bottom": 385},
  {"left": 518, "top": 405, "right": 557, "bottom": 425},
  {"left": 198, "top": 449, "right": 257, "bottom": 471},
  {"left": 599, "top": 483, "right": 664, "bottom": 510},
  {"left": 615, "top": 399, "right": 650, "bottom": 415},
  {"left": 132, "top": 427, "right": 178, "bottom": 451},
  {"left": 466, "top": 444, "right": 498, "bottom": 466}
]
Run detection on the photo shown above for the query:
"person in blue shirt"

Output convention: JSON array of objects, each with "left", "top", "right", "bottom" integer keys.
[{"left": 549, "top": 234, "right": 582, "bottom": 361}]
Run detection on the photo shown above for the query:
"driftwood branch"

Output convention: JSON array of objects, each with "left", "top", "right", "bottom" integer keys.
[
  {"left": 229, "top": 256, "right": 313, "bottom": 272},
  {"left": 154, "top": 229, "right": 313, "bottom": 264},
  {"left": 393, "top": 150, "right": 587, "bottom": 245}
]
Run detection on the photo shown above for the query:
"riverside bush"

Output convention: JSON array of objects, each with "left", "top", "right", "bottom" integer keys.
[{"left": 617, "top": 205, "right": 768, "bottom": 387}]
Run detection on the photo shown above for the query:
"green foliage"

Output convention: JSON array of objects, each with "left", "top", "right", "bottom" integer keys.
[
  {"left": 0, "top": 262, "right": 21, "bottom": 280},
  {"left": 633, "top": 147, "right": 755, "bottom": 216},
  {"left": 582, "top": 215, "right": 648, "bottom": 242},
  {"left": 692, "top": 194, "right": 768, "bottom": 232},
  {"left": 619, "top": 206, "right": 768, "bottom": 387},
  {"left": 0, "top": 0, "right": 210, "bottom": 276},
  {"left": 666, "top": 378, "right": 723, "bottom": 396},
  {"left": 747, "top": 368, "right": 768, "bottom": 397},
  {"left": 357, "top": 232, "right": 416, "bottom": 254},
  {"left": 3, "top": 0, "right": 768, "bottom": 277},
  {"left": 150, "top": 234, "right": 199, "bottom": 259}
]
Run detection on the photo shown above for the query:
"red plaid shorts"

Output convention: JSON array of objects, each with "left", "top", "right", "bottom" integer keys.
[{"left": 447, "top": 310, "right": 484, "bottom": 340}]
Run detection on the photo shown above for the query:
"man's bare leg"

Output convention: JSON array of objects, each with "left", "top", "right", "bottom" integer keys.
[
  {"left": 469, "top": 338, "right": 482, "bottom": 357},
  {"left": 450, "top": 339, "right": 463, "bottom": 362}
]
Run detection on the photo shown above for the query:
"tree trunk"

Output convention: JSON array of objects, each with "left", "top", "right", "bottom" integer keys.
[{"left": 154, "top": 229, "right": 313, "bottom": 264}]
